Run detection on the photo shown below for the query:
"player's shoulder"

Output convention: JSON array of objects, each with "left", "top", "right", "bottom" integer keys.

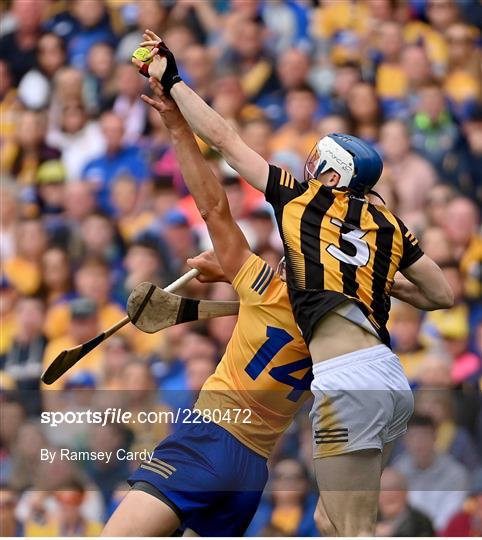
[
  {"left": 232, "top": 253, "right": 285, "bottom": 305},
  {"left": 267, "top": 164, "right": 307, "bottom": 195},
  {"left": 366, "top": 199, "right": 406, "bottom": 230}
]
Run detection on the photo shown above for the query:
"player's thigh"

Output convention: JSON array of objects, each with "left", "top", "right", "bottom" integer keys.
[
  {"left": 314, "top": 449, "right": 382, "bottom": 536},
  {"left": 381, "top": 440, "right": 394, "bottom": 470},
  {"left": 101, "top": 489, "right": 181, "bottom": 537}
]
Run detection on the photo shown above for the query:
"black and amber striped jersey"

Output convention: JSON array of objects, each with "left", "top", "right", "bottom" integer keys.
[{"left": 265, "top": 165, "right": 424, "bottom": 347}]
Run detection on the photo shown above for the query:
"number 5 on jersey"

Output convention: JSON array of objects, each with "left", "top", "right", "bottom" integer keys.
[{"left": 327, "top": 217, "right": 370, "bottom": 267}]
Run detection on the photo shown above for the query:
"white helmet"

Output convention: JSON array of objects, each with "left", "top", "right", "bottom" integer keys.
[{"left": 305, "top": 133, "right": 383, "bottom": 194}]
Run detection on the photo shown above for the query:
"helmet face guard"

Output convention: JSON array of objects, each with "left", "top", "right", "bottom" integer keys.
[{"left": 304, "top": 134, "right": 383, "bottom": 195}]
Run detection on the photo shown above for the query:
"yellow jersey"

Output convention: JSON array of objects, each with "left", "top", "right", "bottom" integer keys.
[{"left": 195, "top": 254, "right": 311, "bottom": 458}]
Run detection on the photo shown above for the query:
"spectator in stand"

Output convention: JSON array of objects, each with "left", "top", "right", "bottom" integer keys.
[
  {"left": 217, "top": 15, "right": 279, "bottom": 103},
  {"left": 84, "top": 42, "right": 117, "bottom": 113},
  {"left": 257, "top": 48, "right": 312, "bottom": 128},
  {"left": 24, "top": 481, "right": 103, "bottom": 537},
  {"left": 0, "top": 109, "right": 60, "bottom": 186},
  {"left": 110, "top": 63, "right": 147, "bottom": 144},
  {"left": 376, "top": 467, "right": 434, "bottom": 537},
  {"left": 8, "top": 421, "right": 50, "bottom": 492},
  {"left": 246, "top": 459, "right": 318, "bottom": 536},
  {"left": 325, "top": 62, "right": 362, "bottom": 118},
  {"left": 393, "top": 414, "right": 469, "bottom": 532},
  {"left": 99, "top": 335, "right": 133, "bottom": 390},
  {"left": 57, "top": 0, "right": 117, "bottom": 71},
  {"left": 424, "top": 262, "right": 480, "bottom": 385},
  {"left": 442, "top": 197, "right": 479, "bottom": 262},
  {"left": 47, "top": 101, "right": 105, "bottom": 181},
  {"left": 405, "top": 0, "right": 460, "bottom": 75},
  {"left": 83, "top": 423, "right": 130, "bottom": 509},
  {"left": 0, "top": 486, "right": 23, "bottom": 536},
  {"left": 40, "top": 246, "right": 74, "bottom": 322},
  {"left": 34, "top": 161, "right": 67, "bottom": 222},
  {"left": 373, "top": 22, "right": 407, "bottom": 119},
  {"left": 425, "top": 184, "right": 456, "bottom": 229},
  {"left": 389, "top": 303, "right": 428, "bottom": 383},
  {"left": 48, "top": 66, "right": 86, "bottom": 134},
  {"left": 0, "top": 0, "right": 44, "bottom": 85},
  {"left": 110, "top": 175, "right": 154, "bottom": 243},
  {"left": 3, "top": 218, "right": 46, "bottom": 296},
  {"left": 415, "top": 389, "right": 480, "bottom": 471},
  {"left": 17, "top": 32, "right": 67, "bottom": 111},
  {"left": 0, "top": 61, "right": 19, "bottom": 145},
  {"left": 346, "top": 81, "right": 382, "bottom": 143},
  {"left": 0, "top": 180, "right": 19, "bottom": 261},
  {"left": 399, "top": 45, "right": 434, "bottom": 117},
  {"left": 1, "top": 296, "right": 46, "bottom": 411},
  {"left": 182, "top": 44, "right": 215, "bottom": 103},
  {"left": 460, "top": 106, "right": 482, "bottom": 205},
  {"left": 0, "top": 277, "right": 17, "bottom": 359},
  {"left": 420, "top": 227, "right": 452, "bottom": 265},
  {"left": 62, "top": 182, "right": 97, "bottom": 256},
  {"left": 162, "top": 210, "right": 199, "bottom": 272},
  {"left": 378, "top": 119, "right": 437, "bottom": 230},
  {"left": 82, "top": 111, "right": 149, "bottom": 214},
  {"left": 121, "top": 360, "right": 171, "bottom": 450},
  {"left": 122, "top": 232, "right": 172, "bottom": 297},
  {"left": 410, "top": 81, "right": 460, "bottom": 178},
  {"left": 442, "top": 468, "right": 482, "bottom": 537},
  {"left": 443, "top": 24, "right": 480, "bottom": 122},
  {"left": 270, "top": 85, "right": 320, "bottom": 163},
  {"left": 78, "top": 212, "right": 124, "bottom": 271}
]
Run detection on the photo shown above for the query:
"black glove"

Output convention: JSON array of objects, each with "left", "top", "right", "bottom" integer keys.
[{"left": 139, "top": 40, "right": 182, "bottom": 95}]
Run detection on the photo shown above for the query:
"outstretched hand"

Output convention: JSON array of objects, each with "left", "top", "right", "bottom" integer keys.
[
  {"left": 131, "top": 48, "right": 167, "bottom": 80},
  {"left": 140, "top": 78, "right": 184, "bottom": 129},
  {"left": 132, "top": 29, "right": 182, "bottom": 94}
]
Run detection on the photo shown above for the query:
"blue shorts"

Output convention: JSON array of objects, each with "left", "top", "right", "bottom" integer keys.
[{"left": 128, "top": 421, "right": 268, "bottom": 536}]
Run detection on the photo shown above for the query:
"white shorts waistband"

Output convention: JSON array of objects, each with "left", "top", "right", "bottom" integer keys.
[{"left": 312, "top": 344, "right": 393, "bottom": 377}]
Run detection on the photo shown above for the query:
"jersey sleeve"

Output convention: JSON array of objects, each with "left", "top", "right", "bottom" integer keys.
[
  {"left": 232, "top": 253, "right": 278, "bottom": 306},
  {"left": 397, "top": 219, "right": 424, "bottom": 270},
  {"left": 265, "top": 164, "right": 306, "bottom": 211}
]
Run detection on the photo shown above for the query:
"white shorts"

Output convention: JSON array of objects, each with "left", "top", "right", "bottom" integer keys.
[{"left": 310, "top": 344, "right": 414, "bottom": 459}]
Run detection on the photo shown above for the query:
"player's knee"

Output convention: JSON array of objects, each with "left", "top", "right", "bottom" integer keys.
[
  {"left": 342, "top": 492, "right": 378, "bottom": 537},
  {"left": 314, "top": 499, "right": 336, "bottom": 536}
]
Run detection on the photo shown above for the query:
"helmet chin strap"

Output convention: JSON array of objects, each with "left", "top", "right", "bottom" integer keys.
[
  {"left": 313, "top": 159, "right": 327, "bottom": 180},
  {"left": 367, "top": 189, "right": 386, "bottom": 204}
]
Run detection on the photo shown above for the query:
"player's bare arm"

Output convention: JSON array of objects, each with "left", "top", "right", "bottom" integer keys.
[
  {"left": 133, "top": 29, "right": 269, "bottom": 193},
  {"left": 391, "top": 255, "right": 454, "bottom": 310},
  {"left": 141, "top": 80, "right": 252, "bottom": 281}
]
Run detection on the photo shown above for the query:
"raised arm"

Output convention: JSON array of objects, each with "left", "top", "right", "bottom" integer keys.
[
  {"left": 391, "top": 255, "right": 454, "bottom": 310},
  {"left": 141, "top": 80, "right": 252, "bottom": 281},
  {"left": 133, "top": 29, "right": 269, "bottom": 193}
]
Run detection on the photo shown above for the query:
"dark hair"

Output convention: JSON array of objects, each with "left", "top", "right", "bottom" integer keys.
[
  {"left": 409, "top": 413, "right": 436, "bottom": 430},
  {"left": 288, "top": 83, "right": 317, "bottom": 98},
  {"left": 38, "top": 31, "right": 67, "bottom": 54}
]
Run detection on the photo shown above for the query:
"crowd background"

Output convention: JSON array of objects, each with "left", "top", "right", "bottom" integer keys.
[{"left": 0, "top": 0, "right": 481, "bottom": 537}]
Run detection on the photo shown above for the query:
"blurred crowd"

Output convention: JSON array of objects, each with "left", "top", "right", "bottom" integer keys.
[{"left": 0, "top": 0, "right": 481, "bottom": 537}]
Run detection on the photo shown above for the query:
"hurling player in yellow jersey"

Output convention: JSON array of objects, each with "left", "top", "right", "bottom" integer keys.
[
  {"left": 134, "top": 31, "right": 454, "bottom": 536},
  {"left": 103, "top": 78, "right": 315, "bottom": 539}
]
